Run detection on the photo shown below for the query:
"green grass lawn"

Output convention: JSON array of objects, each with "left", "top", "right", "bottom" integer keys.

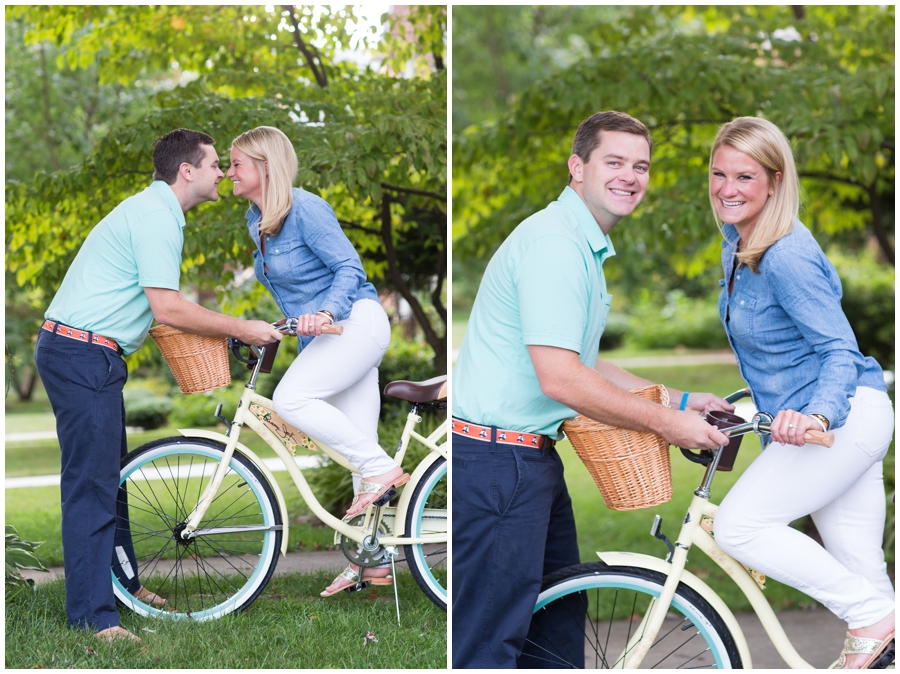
[{"left": 5, "top": 570, "right": 446, "bottom": 668}]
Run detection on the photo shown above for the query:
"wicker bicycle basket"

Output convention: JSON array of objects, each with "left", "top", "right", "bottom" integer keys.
[
  {"left": 148, "top": 324, "right": 231, "bottom": 394},
  {"left": 561, "top": 385, "right": 672, "bottom": 511}
]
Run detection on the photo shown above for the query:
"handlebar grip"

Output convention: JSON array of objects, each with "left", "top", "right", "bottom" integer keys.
[
  {"left": 321, "top": 324, "right": 343, "bottom": 335},
  {"left": 804, "top": 430, "right": 834, "bottom": 447}
]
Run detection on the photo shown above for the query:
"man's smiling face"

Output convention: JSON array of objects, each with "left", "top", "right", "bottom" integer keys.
[{"left": 568, "top": 130, "right": 651, "bottom": 234}]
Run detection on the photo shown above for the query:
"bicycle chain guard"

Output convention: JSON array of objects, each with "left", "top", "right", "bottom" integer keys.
[{"left": 339, "top": 514, "right": 392, "bottom": 568}]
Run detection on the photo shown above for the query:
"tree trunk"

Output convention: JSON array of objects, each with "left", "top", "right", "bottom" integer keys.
[
  {"left": 10, "top": 362, "right": 36, "bottom": 402},
  {"left": 867, "top": 184, "right": 894, "bottom": 265},
  {"left": 379, "top": 195, "right": 447, "bottom": 375}
]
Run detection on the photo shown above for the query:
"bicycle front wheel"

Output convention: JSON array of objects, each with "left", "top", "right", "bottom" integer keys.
[
  {"left": 403, "top": 456, "right": 447, "bottom": 610},
  {"left": 524, "top": 562, "right": 741, "bottom": 669},
  {"left": 114, "top": 437, "right": 282, "bottom": 620}
]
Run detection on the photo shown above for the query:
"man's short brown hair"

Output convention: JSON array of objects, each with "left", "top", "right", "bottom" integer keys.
[
  {"left": 569, "top": 111, "right": 652, "bottom": 183},
  {"left": 152, "top": 128, "right": 215, "bottom": 184}
]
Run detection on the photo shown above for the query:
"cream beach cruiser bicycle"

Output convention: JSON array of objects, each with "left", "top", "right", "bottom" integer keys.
[
  {"left": 112, "top": 319, "right": 447, "bottom": 620},
  {"left": 522, "top": 387, "right": 894, "bottom": 669}
]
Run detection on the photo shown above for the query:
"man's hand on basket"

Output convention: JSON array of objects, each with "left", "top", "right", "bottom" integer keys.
[
  {"left": 662, "top": 411, "right": 730, "bottom": 450},
  {"left": 238, "top": 320, "right": 283, "bottom": 346}
]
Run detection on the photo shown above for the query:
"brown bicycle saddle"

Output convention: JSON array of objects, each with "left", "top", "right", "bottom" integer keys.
[{"left": 383, "top": 375, "right": 447, "bottom": 403}]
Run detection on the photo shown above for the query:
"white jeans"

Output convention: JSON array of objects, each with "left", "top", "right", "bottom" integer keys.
[
  {"left": 273, "top": 299, "right": 396, "bottom": 487},
  {"left": 714, "top": 386, "right": 895, "bottom": 629}
]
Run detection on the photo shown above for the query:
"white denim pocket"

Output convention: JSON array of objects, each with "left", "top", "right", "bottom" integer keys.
[{"left": 852, "top": 388, "right": 895, "bottom": 458}]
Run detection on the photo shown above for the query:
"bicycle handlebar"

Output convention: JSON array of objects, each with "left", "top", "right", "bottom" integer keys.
[
  {"left": 273, "top": 317, "right": 343, "bottom": 336},
  {"left": 228, "top": 318, "right": 342, "bottom": 374},
  {"left": 722, "top": 416, "right": 834, "bottom": 448},
  {"left": 679, "top": 398, "right": 835, "bottom": 467}
]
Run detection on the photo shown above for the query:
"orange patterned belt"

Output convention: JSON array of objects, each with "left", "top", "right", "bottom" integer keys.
[
  {"left": 451, "top": 418, "right": 555, "bottom": 450},
  {"left": 42, "top": 320, "right": 121, "bottom": 352}
]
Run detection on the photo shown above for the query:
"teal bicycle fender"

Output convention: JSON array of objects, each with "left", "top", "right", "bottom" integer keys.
[
  {"left": 392, "top": 451, "right": 445, "bottom": 538},
  {"left": 179, "top": 429, "right": 290, "bottom": 557},
  {"left": 595, "top": 550, "right": 753, "bottom": 668}
]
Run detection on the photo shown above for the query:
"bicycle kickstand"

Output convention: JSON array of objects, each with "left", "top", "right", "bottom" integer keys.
[{"left": 385, "top": 545, "right": 401, "bottom": 626}]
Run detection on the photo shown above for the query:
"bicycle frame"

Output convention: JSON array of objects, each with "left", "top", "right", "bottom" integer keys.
[
  {"left": 176, "top": 345, "right": 447, "bottom": 554},
  {"left": 610, "top": 439, "right": 815, "bottom": 669}
]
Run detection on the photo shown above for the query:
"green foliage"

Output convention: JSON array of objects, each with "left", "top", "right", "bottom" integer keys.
[
  {"left": 599, "top": 313, "right": 629, "bottom": 351},
  {"left": 5, "top": 525, "right": 49, "bottom": 595},
  {"left": 452, "top": 6, "right": 894, "bottom": 308},
  {"left": 625, "top": 290, "right": 729, "bottom": 351},
  {"left": 168, "top": 385, "right": 240, "bottom": 429},
  {"left": 4, "top": 15, "right": 159, "bottom": 182},
  {"left": 379, "top": 333, "right": 438, "bottom": 415},
  {"left": 4, "top": 272, "right": 45, "bottom": 401},
  {"left": 832, "top": 249, "right": 896, "bottom": 371},
  {"left": 122, "top": 389, "right": 172, "bottom": 430}
]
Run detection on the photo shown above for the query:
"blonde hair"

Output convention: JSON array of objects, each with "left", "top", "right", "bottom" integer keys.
[
  {"left": 709, "top": 117, "right": 800, "bottom": 273},
  {"left": 231, "top": 126, "right": 298, "bottom": 236}
]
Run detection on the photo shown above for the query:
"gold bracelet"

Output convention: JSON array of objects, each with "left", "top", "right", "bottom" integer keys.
[
  {"left": 316, "top": 310, "right": 335, "bottom": 324},
  {"left": 809, "top": 414, "right": 830, "bottom": 431}
]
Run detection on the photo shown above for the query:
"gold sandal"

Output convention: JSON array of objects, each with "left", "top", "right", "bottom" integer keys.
[
  {"left": 830, "top": 630, "right": 895, "bottom": 669},
  {"left": 345, "top": 472, "right": 410, "bottom": 518},
  {"left": 320, "top": 565, "right": 392, "bottom": 597}
]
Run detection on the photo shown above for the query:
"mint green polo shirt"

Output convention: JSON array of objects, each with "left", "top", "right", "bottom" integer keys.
[
  {"left": 45, "top": 181, "right": 185, "bottom": 355},
  {"left": 453, "top": 186, "right": 616, "bottom": 437}
]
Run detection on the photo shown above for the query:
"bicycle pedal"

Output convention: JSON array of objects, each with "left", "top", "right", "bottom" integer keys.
[
  {"left": 344, "top": 580, "right": 371, "bottom": 594},
  {"left": 372, "top": 487, "right": 398, "bottom": 507}
]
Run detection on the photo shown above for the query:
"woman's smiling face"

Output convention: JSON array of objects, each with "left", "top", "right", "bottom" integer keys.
[
  {"left": 710, "top": 144, "right": 780, "bottom": 239},
  {"left": 227, "top": 147, "right": 264, "bottom": 207}
]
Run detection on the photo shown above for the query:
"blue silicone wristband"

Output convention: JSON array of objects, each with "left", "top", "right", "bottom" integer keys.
[{"left": 679, "top": 392, "right": 690, "bottom": 411}]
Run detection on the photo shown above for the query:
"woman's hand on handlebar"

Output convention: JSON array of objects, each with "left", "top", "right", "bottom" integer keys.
[
  {"left": 295, "top": 312, "right": 329, "bottom": 337},
  {"left": 770, "top": 409, "right": 819, "bottom": 447}
]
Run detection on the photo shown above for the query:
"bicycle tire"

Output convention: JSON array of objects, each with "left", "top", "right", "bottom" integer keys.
[
  {"left": 523, "top": 561, "right": 742, "bottom": 669},
  {"left": 403, "top": 456, "right": 447, "bottom": 610},
  {"left": 113, "top": 437, "right": 282, "bottom": 620}
]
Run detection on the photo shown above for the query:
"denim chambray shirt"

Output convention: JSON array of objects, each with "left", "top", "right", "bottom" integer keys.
[
  {"left": 718, "top": 219, "right": 884, "bottom": 431},
  {"left": 247, "top": 187, "right": 379, "bottom": 351}
]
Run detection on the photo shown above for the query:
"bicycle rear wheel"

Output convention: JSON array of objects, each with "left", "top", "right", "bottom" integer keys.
[
  {"left": 524, "top": 562, "right": 741, "bottom": 669},
  {"left": 114, "top": 437, "right": 282, "bottom": 620},
  {"left": 403, "top": 457, "right": 447, "bottom": 610}
]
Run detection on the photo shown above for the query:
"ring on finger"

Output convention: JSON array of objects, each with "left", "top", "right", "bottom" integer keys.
[{"left": 788, "top": 423, "right": 796, "bottom": 428}]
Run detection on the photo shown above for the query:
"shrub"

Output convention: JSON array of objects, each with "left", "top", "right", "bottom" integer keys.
[
  {"left": 831, "top": 250, "right": 895, "bottom": 373},
  {"left": 625, "top": 290, "right": 729, "bottom": 350},
  {"left": 169, "top": 385, "right": 241, "bottom": 428},
  {"left": 599, "top": 312, "right": 629, "bottom": 350},
  {"left": 378, "top": 333, "right": 438, "bottom": 418},
  {"left": 122, "top": 388, "right": 172, "bottom": 430}
]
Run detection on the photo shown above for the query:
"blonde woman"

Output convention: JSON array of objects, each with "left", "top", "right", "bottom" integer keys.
[
  {"left": 708, "top": 117, "right": 894, "bottom": 669},
  {"left": 228, "top": 126, "right": 405, "bottom": 596}
]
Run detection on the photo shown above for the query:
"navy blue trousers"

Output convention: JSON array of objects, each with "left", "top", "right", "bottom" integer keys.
[
  {"left": 451, "top": 430, "right": 583, "bottom": 668},
  {"left": 34, "top": 328, "right": 141, "bottom": 631}
]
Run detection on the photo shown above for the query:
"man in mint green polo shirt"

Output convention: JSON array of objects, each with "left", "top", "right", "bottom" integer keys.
[
  {"left": 35, "top": 128, "right": 282, "bottom": 642},
  {"left": 451, "top": 111, "right": 733, "bottom": 668}
]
